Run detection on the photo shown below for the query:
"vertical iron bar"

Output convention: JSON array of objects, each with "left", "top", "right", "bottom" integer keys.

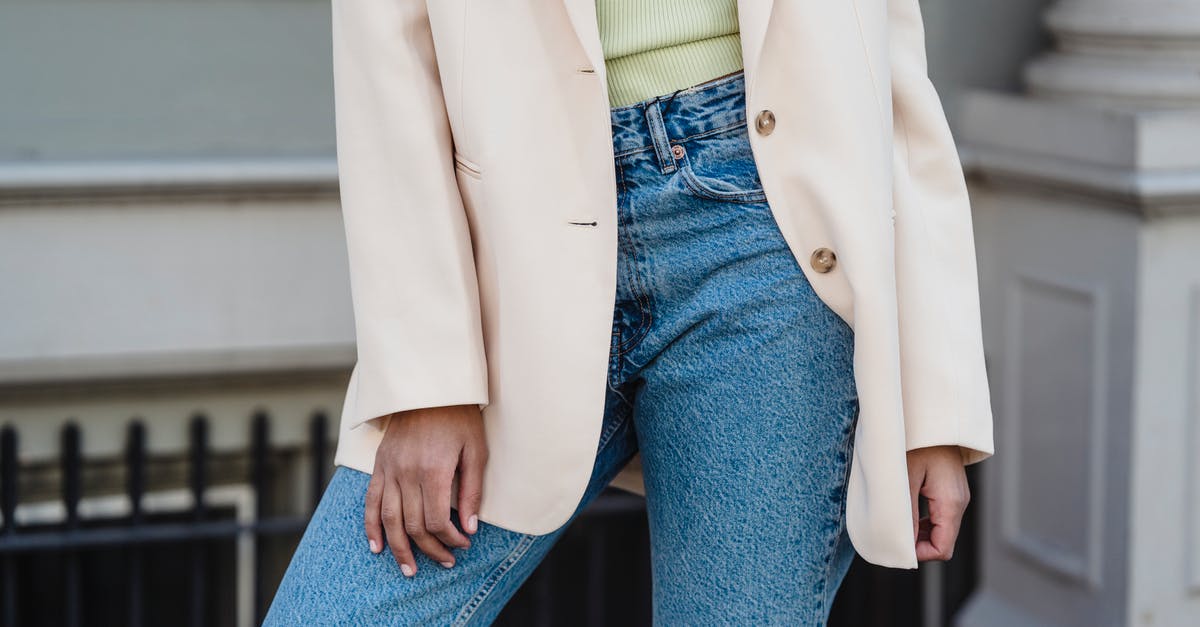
[
  {"left": 61, "top": 422, "right": 81, "bottom": 627},
  {"left": 309, "top": 411, "right": 328, "bottom": 512},
  {"left": 1, "top": 426, "right": 17, "bottom": 627},
  {"left": 126, "top": 421, "right": 146, "bottom": 627},
  {"left": 250, "top": 410, "right": 269, "bottom": 624},
  {"left": 189, "top": 415, "right": 208, "bottom": 627}
]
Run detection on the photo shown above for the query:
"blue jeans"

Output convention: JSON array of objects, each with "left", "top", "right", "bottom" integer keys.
[{"left": 265, "top": 69, "right": 860, "bottom": 626}]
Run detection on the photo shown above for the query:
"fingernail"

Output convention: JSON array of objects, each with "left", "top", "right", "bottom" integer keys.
[
  {"left": 369, "top": 539, "right": 379, "bottom": 553},
  {"left": 401, "top": 563, "right": 415, "bottom": 577},
  {"left": 440, "top": 560, "right": 454, "bottom": 569},
  {"left": 467, "top": 514, "right": 478, "bottom": 534}
]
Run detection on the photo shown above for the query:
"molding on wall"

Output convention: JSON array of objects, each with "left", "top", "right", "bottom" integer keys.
[
  {"left": 1027, "top": 0, "right": 1200, "bottom": 106},
  {"left": 0, "top": 158, "right": 339, "bottom": 205},
  {"left": 960, "top": 91, "right": 1200, "bottom": 217},
  {"left": 0, "top": 342, "right": 355, "bottom": 391},
  {"left": 1001, "top": 268, "right": 1110, "bottom": 588}
]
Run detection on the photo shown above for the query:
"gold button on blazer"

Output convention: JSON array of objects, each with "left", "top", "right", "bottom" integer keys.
[{"left": 329, "top": 0, "right": 996, "bottom": 570}]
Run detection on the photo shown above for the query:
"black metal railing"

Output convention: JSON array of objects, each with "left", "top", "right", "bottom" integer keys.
[
  {"left": 0, "top": 410, "right": 330, "bottom": 627},
  {"left": 0, "top": 412, "right": 983, "bottom": 626}
]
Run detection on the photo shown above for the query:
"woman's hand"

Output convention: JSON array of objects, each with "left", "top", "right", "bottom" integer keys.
[
  {"left": 906, "top": 445, "right": 970, "bottom": 562},
  {"left": 365, "top": 404, "right": 488, "bottom": 577}
]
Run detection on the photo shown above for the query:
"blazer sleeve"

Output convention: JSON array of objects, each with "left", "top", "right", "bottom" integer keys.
[
  {"left": 331, "top": 0, "right": 489, "bottom": 430},
  {"left": 887, "top": 0, "right": 995, "bottom": 466}
]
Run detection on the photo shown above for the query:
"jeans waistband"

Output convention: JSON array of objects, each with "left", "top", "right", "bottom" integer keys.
[{"left": 608, "top": 69, "right": 748, "bottom": 171}]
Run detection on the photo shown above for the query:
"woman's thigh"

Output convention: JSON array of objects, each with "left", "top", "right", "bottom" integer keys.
[
  {"left": 264, "top": 381, "right": 639, "bottom": 627},
  {"left": 632, "top": 303, "right": 860, "bottom": 626},
  {"left": 614, "top": 122, "right": 861, "bottom": 624}
]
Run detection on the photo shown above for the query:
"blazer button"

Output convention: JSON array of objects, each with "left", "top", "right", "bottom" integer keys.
[
  {"left": 755, "top": 109, "right": 776, "bottom": 135},
  {"left": 810, "top": 247, "right": 837, "bottom": 273}
]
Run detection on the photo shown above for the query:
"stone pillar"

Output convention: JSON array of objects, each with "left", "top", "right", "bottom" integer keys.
[
  {"left": 956, "top": 1, "right": 1200, "bottom": 625},
  {"left": 1024, "top": 1, "right": 1200, "bottom": 107}
]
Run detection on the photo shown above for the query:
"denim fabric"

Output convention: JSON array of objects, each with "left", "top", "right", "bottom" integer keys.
[{"left": 264, "top": 68, "right": 860, "bottom": 626}]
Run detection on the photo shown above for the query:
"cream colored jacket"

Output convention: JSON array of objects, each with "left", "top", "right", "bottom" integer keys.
[{"left": 329, "top": 0, "right": 995, "bottom": 570}]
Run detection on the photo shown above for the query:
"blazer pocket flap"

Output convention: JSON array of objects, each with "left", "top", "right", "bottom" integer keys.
[{"left": 453, "top": 151, "right": 482, "bottom": 178}]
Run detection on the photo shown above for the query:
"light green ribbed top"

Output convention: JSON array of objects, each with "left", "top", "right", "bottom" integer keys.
[{"left": 596, "top": 0, "right": 744, "bottom": 108}]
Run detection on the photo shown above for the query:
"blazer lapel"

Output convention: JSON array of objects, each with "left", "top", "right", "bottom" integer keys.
[
  {"left": 561, "top": 0, "right": 605, "bottom": 76},
  {"left": 561, "top": 0, "right": 776, "bottom": 97}
]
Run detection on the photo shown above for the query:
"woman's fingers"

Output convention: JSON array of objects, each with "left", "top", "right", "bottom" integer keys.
[
  {"left": 365, "top": 404, "right": 488, "bottom": 576},
  {"left": 915, "top": 505, "right": 960, "bottom": 561},
  {"left": 380, "top": 478, "right": 417, "bottom": 577},
  {"left": 400, "top": 475, "right": 457, "bottom": 567},
  {"left": 908, "top": 445, "right": 970, "bottom": 562},
  {"left": 915, "top": 479, "right": 967, "bottom": 561},
  {"left": 457, "top": 443, "right": 486, "bottom": 535},
  {"left": 423, "top": 467, "right": 471, "bottom": 551},
  {"left": 364, "top": 470, "right": 386, "bottom": 555}
]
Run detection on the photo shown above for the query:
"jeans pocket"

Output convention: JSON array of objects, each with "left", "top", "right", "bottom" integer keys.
[{"left": 673, "top": 124, "right": 769, "bottom": 204}]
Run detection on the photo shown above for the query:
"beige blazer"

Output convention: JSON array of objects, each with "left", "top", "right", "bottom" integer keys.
[{"left": 329, "top": 0, "right": 995, "bottom": 570}]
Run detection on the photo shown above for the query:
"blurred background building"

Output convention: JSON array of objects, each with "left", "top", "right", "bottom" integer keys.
[{"left": 0, "top": 0, "right": 1196, "bottom": 625}]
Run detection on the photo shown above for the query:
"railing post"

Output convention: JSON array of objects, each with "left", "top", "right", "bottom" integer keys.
[
  {"left": 250, "top": 410, "right": 269, "bottom": 624},
  {"left": 309, "top": 411, "right": 328, "bottom": 511},
  {"left": 61, "top": 422, "right": 81, "bottom": 627},
  {"left": 1, "top": 426, "right": 18, "bottom": 627},
  {"left": 188, "top": 414, "right": 208, "bottom": 627},
  {"left": 126, "top": 420, "right": 146, "bottom": 627}
]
